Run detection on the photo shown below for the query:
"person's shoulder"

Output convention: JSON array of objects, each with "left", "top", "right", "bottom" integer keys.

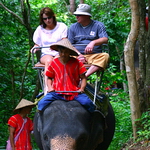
[
  {"left": 36, "top": 25, "right": 43, "bottom": 29},
  {"left": 57, "top": 22, "right": 67, "bottom": 27},
  {"left": 54, "top": 57, "right": 59, "bottom": 62},
  {"left": 51, "top": 57, "right": 59, "bottom": 65},
  {"left": 92, "top": 20, "right": 105, "bottom": 26},
  {"left": 69, "top": 22, "right": 79, "bottom": 28},
  {"left": 93, "top": 20, "right": 104, "bottom": 26},
  {"left": 13, "top": 114, "right": 22, "bottom": 119},
  {"left": 34, "top": 25, "right": 44, "bottom": 32},
  {"left": 10, "top": 114, "right": 19, "bottom": 118},
  {"left": 8, "top": 114, "right": 20, "bottom": 122}
]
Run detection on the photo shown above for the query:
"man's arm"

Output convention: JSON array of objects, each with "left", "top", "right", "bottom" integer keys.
[
  {"left": 47, "top": 77, "right": 54, "bottom": 92},
  {"left": 85, "top": 37, "right": 108, "bottom": 54},
  {"left": 79, "top": 73, "right": 87, "bottom": 93}
]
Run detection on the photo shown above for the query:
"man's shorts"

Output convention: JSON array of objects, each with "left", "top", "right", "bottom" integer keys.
[{"left": 84, "top": 52, "right": 109, "bottom": 69}]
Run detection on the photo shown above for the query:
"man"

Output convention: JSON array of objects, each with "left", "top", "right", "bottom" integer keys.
[
  {"left": 38, "top": 39, "right": 96, "bottom": 113},
  {"left": 68, "top": 4, "right": 109, "bottom": 77}
]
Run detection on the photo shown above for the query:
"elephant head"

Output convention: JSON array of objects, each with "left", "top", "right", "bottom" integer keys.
[{"left": 33, "top": 100, "right": 115, "bottom": 150}]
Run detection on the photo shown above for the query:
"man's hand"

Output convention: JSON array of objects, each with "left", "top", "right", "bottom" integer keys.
[
  {"left": 78, "top": 88, "right": 84, "bottom": 93},
  {"left": 47, "top": 88, "right": 55, "bottom": 93},
  {"left": 84, "top": 41, "right": 95, "bottom": 54},
  {"left": 78, "top": 54, "right": 87, "bottom": 63}
]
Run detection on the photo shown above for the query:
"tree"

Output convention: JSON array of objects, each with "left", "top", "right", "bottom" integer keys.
[
  {"left": 0, "top": 0, "right": 42, "bottom": 101},
  {"left": 124, "top": 0, "right": 140, "bottom": 139},
  {"left": 124, "top": 0, "right": 150, "bottom": 139},
  {"left": 69, "top": 0, "right": 85, "bottom": 14},
  {"left": 0, "top": 0, "right": 149, "bottom": 144},
  {"left": 137, "top": 0, "right": 150, "bottom": 113}
]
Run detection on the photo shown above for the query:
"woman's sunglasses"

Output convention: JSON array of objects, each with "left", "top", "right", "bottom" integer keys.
[{"left": 43, "top": 16, "right": 53, "bottom": 20}]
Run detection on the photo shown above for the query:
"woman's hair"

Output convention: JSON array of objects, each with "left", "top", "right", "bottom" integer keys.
[{"left": 39, "top": 7, "right": 57, "bottom": 28}]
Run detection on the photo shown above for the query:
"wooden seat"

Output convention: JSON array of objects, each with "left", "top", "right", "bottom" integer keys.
[
  {"left": 34, "top": 62, "right": 45, "bottom": 68},
  {"left": 34, "top": 61, "right": 91, "bottom": 69}
]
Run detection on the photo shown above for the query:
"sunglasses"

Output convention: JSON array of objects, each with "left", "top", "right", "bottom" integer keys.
[
  {"left": 75, "top": 14, "right": 83, "bottom": 16},
  {"left": 43, "top": 16, "right": 53, "bottom": 20}
]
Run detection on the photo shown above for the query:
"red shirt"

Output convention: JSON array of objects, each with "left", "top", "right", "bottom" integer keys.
[
  {"left": 145, "top": 16, "right": 148, "bottom": 31},
  {"left": 8, "top": 114, "right": 33, "bottom": 150},
  {"left": 46, "top": 57, "right": 86, "bottom": 100}
]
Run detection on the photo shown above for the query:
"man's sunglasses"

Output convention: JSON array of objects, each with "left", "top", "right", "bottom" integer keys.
[
  {"left": 75, "top": 14, "right": 83, "bottom": 16},
  {"left": 43, "top": 16, "right": 53, "bottom": 20}
]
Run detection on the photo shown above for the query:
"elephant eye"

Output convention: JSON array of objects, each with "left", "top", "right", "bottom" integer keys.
[
  {"left": 43, "top": 134, "right": 48, "bottom": 141},
  {"left": 78, "top": 134, "right": 88, "bottom": 143}
]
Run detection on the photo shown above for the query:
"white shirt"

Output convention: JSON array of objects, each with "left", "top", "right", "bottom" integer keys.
[{"left": 33, "top": 22, "right": 68, "bottom": 56}]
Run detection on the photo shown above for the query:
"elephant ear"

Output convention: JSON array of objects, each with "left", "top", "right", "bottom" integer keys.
[
  {"left": 89, "top": 110, "right": 106, "bottom": 149},
  {"left": 33, "top": 112, "right": 44, "bottom": 150}
]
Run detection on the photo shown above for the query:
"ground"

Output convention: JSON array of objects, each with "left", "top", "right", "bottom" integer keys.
[{"left": 121, "top": 140, "right": 150, "bottom": 150}]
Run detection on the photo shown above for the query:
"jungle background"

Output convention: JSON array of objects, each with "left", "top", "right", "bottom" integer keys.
[{"left": 0, "top": 0, "right": 150, "bottom": 149}]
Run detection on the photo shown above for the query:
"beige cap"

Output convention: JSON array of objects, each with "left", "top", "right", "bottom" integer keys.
[
  {"left": 74, "top": 4, "right": 92, "bottom": 17},
  {"left": 50, "top": 38, "right": 79, "bottom": 56},
  {"left": 14, "top": 99, "right": 35, "bottom": 112}
]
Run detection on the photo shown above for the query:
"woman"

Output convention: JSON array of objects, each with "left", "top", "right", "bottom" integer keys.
[
  {"left": 31, "top": 7, "right": 68, "bottom": 93},
  {"left": 7, "top": 99, "right": 35, "bottom": 150}
]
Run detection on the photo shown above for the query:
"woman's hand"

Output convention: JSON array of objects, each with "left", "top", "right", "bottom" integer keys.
[{"left": 30, "top": 44, "right": 40, "bottom": 53}]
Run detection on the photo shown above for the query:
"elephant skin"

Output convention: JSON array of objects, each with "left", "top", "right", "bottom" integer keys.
[{"left": 33, "top": 100, "right": 115, "bottom": 150}]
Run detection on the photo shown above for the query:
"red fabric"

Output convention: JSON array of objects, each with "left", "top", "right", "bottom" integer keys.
[
  {"left": 145, "top": 16, "right": 148, "bottom": 31},
  {"left": 105, "top": 87, "right": 110, "bottom": 90},
  {"left": 46, "top": 57, "right": 86, "bottom": 100},
  {"left": 8, "top": 114, "right": 33, "bottom": 150}
]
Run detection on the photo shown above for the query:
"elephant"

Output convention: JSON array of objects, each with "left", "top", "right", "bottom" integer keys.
[{"left": 33, "top": 99, "right": 115, "bottom": 150}]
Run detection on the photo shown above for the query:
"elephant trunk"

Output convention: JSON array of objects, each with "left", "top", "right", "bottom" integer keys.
[{"left": 50, "top": 135, "right": 76, "bottom": 150}]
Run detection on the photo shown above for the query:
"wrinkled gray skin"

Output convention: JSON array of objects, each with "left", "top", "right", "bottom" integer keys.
[{"left": 34, "top": 100, "right": 115, "bottom": 150}]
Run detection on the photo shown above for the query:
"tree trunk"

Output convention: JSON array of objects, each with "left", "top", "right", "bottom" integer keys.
[
  {"left": 120, "top": 56, "right": 128, "bottom": 92},
  {"left": 80, "top": 0, "right": 84, "bottom": 3},
  {"left": 124, "top": 0, "right": 141, "bottom": 139},
  {"left": 0, "top": 0, "right": 41, "bottom": 101},
  {"left": 69, "top": 0, "right": 75, "bottom": 14},
  {"left": 137, "top": 0, "right": 150, "bottom": 113}
]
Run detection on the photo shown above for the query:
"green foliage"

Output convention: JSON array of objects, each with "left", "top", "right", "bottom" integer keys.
[
  {"left": 0, "top": 123, "right": 8, "bottom": 148},
  {"left": 88, "top": 63, "right": 127, "bottom": 93},
  {"left": 108, "top": 97, "right": 132, "bottom": 150},
  {"left": 0, "top": 0, "right": 146, "bottom": 149},
  {"left": 0, "top": 98, "right": 16, "bottom": 147},
  {"left": 136, "top": 110, "right": 150, "bottom": 143},
  {"left": 88, "top": 63, "right": 131, "bottom": 149}
]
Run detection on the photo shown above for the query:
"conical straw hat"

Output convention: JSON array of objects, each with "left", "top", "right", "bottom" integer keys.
[
  {"left": 50, "top": 39, "right": 79, "bottom": 56},
  {"left": 14, "top": 99, "right": 35, "bottom": 112}
]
